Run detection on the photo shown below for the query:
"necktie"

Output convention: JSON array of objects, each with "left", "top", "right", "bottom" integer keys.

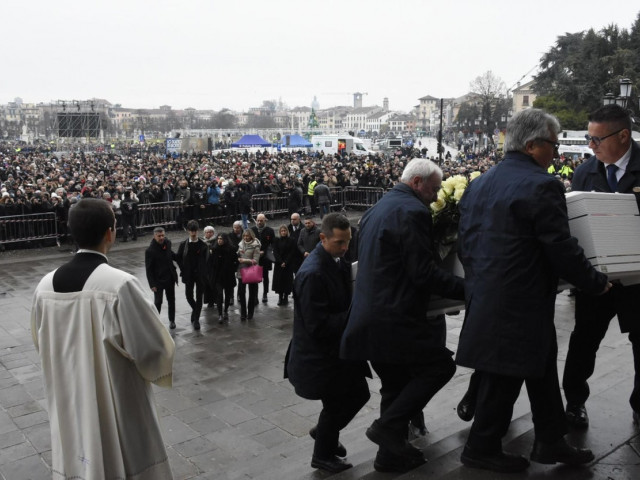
[{"left": 606, "top": 164, "right": 619, "bottom": 192}]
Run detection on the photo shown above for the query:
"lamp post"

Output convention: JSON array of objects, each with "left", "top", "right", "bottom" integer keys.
[
  {"left": 618, "top": 78, "right": 632, "bottom": 108},
  {"left": 604, "top": 78, "right": 640, "bottom": 128},
  {"left": 437, "top": 98, "right": 444, "bottom": 164}
]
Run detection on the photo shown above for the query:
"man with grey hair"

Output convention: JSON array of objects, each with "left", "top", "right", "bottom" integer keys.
[
  {"left": 341, "top": 158, "right": 465, "bottom": 473},
  {"left": 455, "top": 108, "right": 611, "bottom": 472}
]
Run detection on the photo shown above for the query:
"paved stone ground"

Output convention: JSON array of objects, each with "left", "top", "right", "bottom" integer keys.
[{"left": 0, "top": 222, "right": 638, "bottom": 479}]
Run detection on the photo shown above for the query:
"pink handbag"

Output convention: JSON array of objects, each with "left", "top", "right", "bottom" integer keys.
[{"left": 241, "top": 265, "right": 263, "bottom": 284}]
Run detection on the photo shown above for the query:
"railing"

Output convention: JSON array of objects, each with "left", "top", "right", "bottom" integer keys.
[
  {"left": 0, "top": 212, "right": 59, "bottom": 246},
  {"left": 0, "top": 186, "right": 392, "bottom": 248},
  {"left": 343, "top": 187, "right": 386, "bottom": 210}
]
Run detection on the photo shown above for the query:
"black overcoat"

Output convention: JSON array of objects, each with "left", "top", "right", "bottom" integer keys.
[{"left": 455, "top": 152, "right": 608, "bottom": 377}]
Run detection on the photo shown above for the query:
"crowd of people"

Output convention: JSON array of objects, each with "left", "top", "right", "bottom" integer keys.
[
  {"left": 29, "top": 115, "right": 619, "bottom": 478},
  {"left": 0, "top": 138, "right": 589, "bottom": 250}
]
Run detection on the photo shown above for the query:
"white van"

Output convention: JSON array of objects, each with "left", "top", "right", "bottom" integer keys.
[{"left": 310, "top": 135, "right": 374, "bottom": 156}]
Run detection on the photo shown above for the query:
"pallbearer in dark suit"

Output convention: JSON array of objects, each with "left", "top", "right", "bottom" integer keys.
[
  {"left": 285, "top": 213, "right": 371, "bottom": 474},
  {"left": 563, "top": 104, "right": 640, "bottom": 428},
  {"left": 456, "top": 109, "right": 610, "bottom": 473},
  {"left": 340, "top": 158, "right": 464, "bottom": 474}
]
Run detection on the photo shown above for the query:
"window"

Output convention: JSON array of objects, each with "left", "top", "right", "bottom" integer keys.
[{"left": 522, "top": 95, "right": 529, "bottom": 107}]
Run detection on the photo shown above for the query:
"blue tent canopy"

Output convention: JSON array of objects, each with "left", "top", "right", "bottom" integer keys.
[
  {"left": 281, "top": 134, "right": 312, "bottom": 148},
  {"left": 231, "top": 135, "right": 272, "bottom": 148}
]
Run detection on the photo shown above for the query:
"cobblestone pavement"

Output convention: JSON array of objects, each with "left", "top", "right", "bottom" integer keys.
[{"left": 0, "top": 225, "right": 638, "bottom": 479}]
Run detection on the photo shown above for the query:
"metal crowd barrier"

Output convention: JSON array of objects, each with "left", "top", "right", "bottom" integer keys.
[
  {"left": 0, "top": 187, "right": 393, "bottom": 248},
  {"left": 343, "top": 187, "right": 386, "bottom": 210},
  {"left": 136, "top": 201, "right": 183, "bottom": 229},
  {"left": 328, "top": 187, "right": 346, "bottom": 212},
  {"left": 251, "top": 194, "right": 289, "bottom": 217},
  {"left": 0, "top": 212, "right": 59, "bottom": 246}
]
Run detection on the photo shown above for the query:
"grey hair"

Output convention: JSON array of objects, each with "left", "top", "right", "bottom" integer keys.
[
  {"left": 400, "top": 158, "right": 442, "bottom": 183},
  {"left": 504, "top": 108, "right": 561, "bottom": 152},
  {"left": 233, "top": 220, "right": 243, "bottom": 228},
  {"left": 204, "top": 225, "right": 215, "bottom": 233}
]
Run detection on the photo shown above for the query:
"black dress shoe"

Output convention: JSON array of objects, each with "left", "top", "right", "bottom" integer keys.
[
  {"left": 366, "top": 420, "right": 424, "bottom": 458},
  {"left": 374, "top": 451, "right": 427, "bottom": 473},
  {"left": 457, "top": 391, "right": 476, "bottom": 422},
  {"left": 530, "top": 437, "right": 594, "bottom": 465},
  {"left": 262, "top": 295, "right": 268, "bottom": 303},
  {"left": 566, "top": 403, "right": 589, "bottom": 428},
  {"left": 461, "top": 445, "right": 529, "bottom": 473},
  {"left": 193, "top": 321, "right": 201, "bottom": 330},
  {"left": 310, "top": 455, "right": 352, "bottom": 473},
  {"left": 309, "top": 426, "right": 347, "bottom": 457},
  {"left": 169, "top": 321, "right": 176, "bottom": 329}
]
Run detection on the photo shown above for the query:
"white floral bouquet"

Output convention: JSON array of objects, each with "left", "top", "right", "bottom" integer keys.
[{"left": 430, "top": 172, "right": 481, "bottom": 260}]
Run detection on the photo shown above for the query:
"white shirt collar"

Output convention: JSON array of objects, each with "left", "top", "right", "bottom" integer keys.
[{"left": 76, "top": 249, "right": 108, "bottom": 261}]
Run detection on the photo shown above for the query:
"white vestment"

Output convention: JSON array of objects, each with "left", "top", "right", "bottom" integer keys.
[{"left": 31, "top": 262, "right": 175, "bottom": 480}]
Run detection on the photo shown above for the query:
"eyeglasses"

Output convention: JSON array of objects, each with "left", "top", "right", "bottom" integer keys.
[
  {"left": 584, "top": 128, "right": 625, "bottom": 146},
  {"left": 537, "top": 138, "right": 560, "bottom": 150}
]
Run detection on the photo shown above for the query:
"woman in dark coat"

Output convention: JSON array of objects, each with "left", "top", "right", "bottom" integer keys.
[
  {"left": 272, "top": 225, "right": 297, "bottom": 305},
  {"left": 210, "top": 233, "right": 238, "bottom": 323}
]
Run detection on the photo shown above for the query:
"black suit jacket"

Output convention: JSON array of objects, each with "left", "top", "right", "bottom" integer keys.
[
  {"left": 287, "top": 223, "right": 304, "bottom": 271},
  {"left": 145, "top": 239, "right": 178, "bottom": 288},
  {"left": 285, "top": 243, "right": 370, "bottom": 399},
  {"left": 571, "top": 140, "right": 640, "bottom": 332}
]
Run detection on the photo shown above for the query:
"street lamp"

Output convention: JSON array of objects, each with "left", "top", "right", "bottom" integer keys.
[
  {"left": 603, "top": 92, "right": 616, "bottom": 105},
  {"left": 619, "top": 78, "right": 632, "bottom": 106}
]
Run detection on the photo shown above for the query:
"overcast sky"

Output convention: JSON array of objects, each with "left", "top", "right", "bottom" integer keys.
[{"left": 3, "top": 1, "right": 639, "bottom": 112}]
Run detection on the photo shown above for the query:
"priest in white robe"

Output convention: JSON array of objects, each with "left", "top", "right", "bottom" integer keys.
[{"left": 31, "top": 198, "right": 175, "bottom": 480}]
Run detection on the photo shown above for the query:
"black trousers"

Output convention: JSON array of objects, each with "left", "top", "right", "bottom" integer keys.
[
  {"left": 372, "top": 353, "right": 455, "bottom": 441},
  {"left": 563, "top": 290, "right": 640, "bottom": 412},
  {"left": 313, "top": 366, "right": 370, "bottom": 459},
  {"left": 120, "top": 214, "right": 136, "bottom": 240},
  {"left": 153, "top": 282, "right": 175, "bottom": 323},
  {"left": 238, "top": 282, "right": 258, "bottom": 318},
  {"left": 468, "top": 337, "right": 566, "bottom": 454},
  {"left": 216, "top": 283, "right": 234, "bottom": 315},
  {"left": 261, "top": 266, "right": 270, "bottom": 297},
  {"left": 184, "top": 280, "right": 203, "bottom": 323}
]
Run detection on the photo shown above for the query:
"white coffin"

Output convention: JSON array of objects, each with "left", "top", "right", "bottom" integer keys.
[{"left": 566, "top": 191, "right": 640, "bottom": 285}]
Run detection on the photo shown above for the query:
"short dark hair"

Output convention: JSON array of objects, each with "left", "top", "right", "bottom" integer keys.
[
  {"left": 321, "top": 213, "right": 350, "bottom": 237},
  {"left": 187, "top": 220, "right": 199, "bottom": 231},
  {"left": 69, "top": 198, "right": 115, "bottom": 248},
  {"left": 588, "top": 104, "right": 632, "bottom": 132}
]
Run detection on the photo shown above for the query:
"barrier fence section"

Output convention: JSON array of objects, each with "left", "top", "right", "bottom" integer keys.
[
  {"left": 343, "top": 187, "right": 385, "bottom": 210},
  {"left": 0, "top": 212, "right": 59, "bottom": 246},
  {"left": 251, "top": 194, "right": 289, "bottom": 218},
  {"left": 329, "top": 187, "right": 346, "bottom": 213},
  {"left": 136, "top": 201, "right": 182, "bottom": 230}
]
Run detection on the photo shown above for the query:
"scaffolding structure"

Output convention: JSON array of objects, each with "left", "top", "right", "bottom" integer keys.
[{"left": 54, "top": 100, "right": 102, "bottom": 138}]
